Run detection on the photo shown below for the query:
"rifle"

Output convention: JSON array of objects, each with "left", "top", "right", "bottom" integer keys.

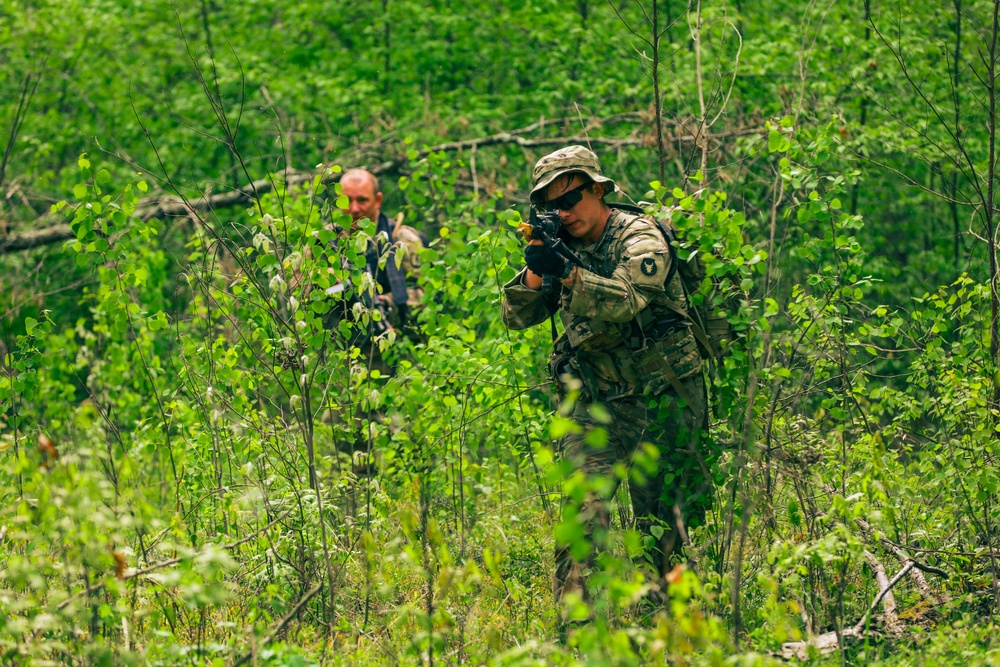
[{"left": 516, "top": 209, "right": 584, "bottom": 292}]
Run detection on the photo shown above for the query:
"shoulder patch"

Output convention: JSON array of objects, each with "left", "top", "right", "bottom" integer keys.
[{"left": 627, "top": 251, "right": 669, "bottom": 291}]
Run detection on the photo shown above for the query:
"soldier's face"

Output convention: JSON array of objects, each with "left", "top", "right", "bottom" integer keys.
[
  {"left": 543, "top": 174, "right": 607, "bottom": 244},
  {"left": 341, "top": 175, "right": 383, "bottom": 224}
]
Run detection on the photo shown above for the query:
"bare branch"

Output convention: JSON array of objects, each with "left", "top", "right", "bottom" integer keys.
[
  {"left": 606, "top": 0, "right": 653, "bottom": 47},
  {"left": 845, "top": 147, "right": 976, "bottom": 206},
  {"left": 864, "top": 550, "right": 901, "bottom": 631},
  {"left": 868, "top": 11, "right": 987, "bottom": 211},
  {"left": 56, "top": 510, "right": 291, "bottom": 611},
  {"left": 780, "top": 560, "right": 918, "bottom": 660},
  {"left": 229, "top": 582, "right": 323, "bottom": 667},
  {"left": 708, "top": 19, "right": 743, "bottom": 129},
  {"left": 853, "top": 561, "right": 914, "bottom": 635},
  {"left": 0, "top": 64, "right": 45, "bottom": 197},
  {"left": 0, "top": 130, "right": 630, "bottom": 253},
  {"left": 1, "top": 113, "right": 758, "bottom": 255}
]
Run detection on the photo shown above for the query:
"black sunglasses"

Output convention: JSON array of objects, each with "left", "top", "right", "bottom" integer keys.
[{"left": 537, "top": 182, "right": 590, "bottom": 213}]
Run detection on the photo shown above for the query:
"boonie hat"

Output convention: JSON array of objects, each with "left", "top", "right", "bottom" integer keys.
[{"left": 529, "top": 145, "right": 619, "bottom": 205}]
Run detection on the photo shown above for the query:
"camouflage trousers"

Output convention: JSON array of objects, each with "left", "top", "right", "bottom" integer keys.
[{"left": 553, "top": 374, "right": 711, "bottom": 604}]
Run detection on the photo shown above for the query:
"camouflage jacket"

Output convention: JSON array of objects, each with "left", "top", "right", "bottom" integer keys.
[
  {"left": 378, "top": 213, "right": 427, "bottom": 329},
  {"left": 502, "top": 209, "right": 702, "bottom": 398}
]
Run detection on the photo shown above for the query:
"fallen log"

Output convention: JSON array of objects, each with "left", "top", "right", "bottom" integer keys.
[
  {"left": 864, "top": 550, "right": 901, "bottom": 634},
  {"left": 855, "top": 517, "right": 949, "bottom": 604},
  {"left": 779, "top": 558, "right": 945, "bottom": 660},
  {"left": 0, "top": 119, "right": 759, "bottom": 254}
]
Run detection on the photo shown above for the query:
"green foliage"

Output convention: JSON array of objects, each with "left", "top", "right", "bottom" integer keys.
[{"left": 5, "top": 0, "right": 1000, "bottom": 664}]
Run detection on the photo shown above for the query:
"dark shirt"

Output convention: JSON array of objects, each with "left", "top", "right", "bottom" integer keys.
[{"left": 366, "top": 212, "right": 412, "bottom": 324}]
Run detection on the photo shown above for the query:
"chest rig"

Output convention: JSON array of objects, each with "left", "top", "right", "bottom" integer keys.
[
  {"left": 558, "top": 211, "right": 687, "bottom": 350},
  {"left": 550, "top": 210, "right": 702, "bottom": 401}
]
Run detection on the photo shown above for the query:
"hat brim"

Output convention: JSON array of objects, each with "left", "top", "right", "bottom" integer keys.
[{"left": 529, "top": 168, "right": 618, "bottom": 206}]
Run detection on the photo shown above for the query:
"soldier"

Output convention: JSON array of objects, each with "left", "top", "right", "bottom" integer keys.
[
  {"left": 339, "top": 168, "right": 427, "bottom": 332},
  {"left": 324, "top": 169, "right": 429, "bottom": 468},
  {"left": 502, "top": 146, "right": 712, "bottom": 607}
]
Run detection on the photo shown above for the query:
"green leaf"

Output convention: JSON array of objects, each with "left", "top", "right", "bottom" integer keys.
[
  {"left": 147, "top": 312, "right": 168, "bottom": 331},
  {"left": 73, "top": 184, "right": 88, "bottom": 199},
  {"left": 550, "top": 415, "right": 582, "bottom": 439},
  {"left": 585, "top": 427, "right": 608, "bottom": 448},
  {"left": 768, "top": 131, "right": 782, "bottom": 153},
  {"left": 24, "top": 317, "right": 38, "bottom": 334},
  {"left": 588, "top": 403, "right": 612, "bottom": 425}
]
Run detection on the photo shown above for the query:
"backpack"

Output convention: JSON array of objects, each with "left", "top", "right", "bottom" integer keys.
[{"left": 610, "top": 203, "right": 733, "bottom": 362}]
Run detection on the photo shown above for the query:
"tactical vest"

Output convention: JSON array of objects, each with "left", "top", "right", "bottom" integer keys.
[{"left": 552, "top": 210, "right": 702, "bottom": 401}]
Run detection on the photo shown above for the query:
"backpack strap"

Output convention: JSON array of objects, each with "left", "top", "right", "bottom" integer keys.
[
  {"left": 610, "top": 204, "right": 719, "bottom": 360},
  {"left": 609, "top": 203, "right": 680, "bottom": 289},
  {"left": 655, "top": 352, "right": 698, "bottom": 408},
  {"left": 661, "top": 298, "right": 718, "bottom": 360}
]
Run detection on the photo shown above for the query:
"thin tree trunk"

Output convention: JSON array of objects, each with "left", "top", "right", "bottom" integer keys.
[
  {"left": 382, "top": 0, "right": 391, "bottom": 95},
  {"left": 693, "top": 0, "right": 709, "bottom": 177},
  {"left": 952, "top": 0, "right": 963, "bottom": 270},
  {"left": 987, "top": 1, "right": 999, "bottom": 379},
  {"left": 851, "top": 2, "right": 871, "bottom": 217},
  {"left": 652, "top": 0, "right": 666, "bottom": 183}
]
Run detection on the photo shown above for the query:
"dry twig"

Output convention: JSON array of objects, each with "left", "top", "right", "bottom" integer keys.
[{"left": 56, "top": 510, "right": 291, "bottom": 610}]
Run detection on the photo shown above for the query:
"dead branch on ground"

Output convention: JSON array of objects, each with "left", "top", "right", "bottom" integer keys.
[{"left": 0, "top": 119, "right": 758, "bottom": 254}]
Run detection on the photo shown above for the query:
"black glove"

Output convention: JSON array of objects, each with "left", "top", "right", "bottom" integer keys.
[{"left": 525, "top": 244, "right": 570, "bottom": 279}]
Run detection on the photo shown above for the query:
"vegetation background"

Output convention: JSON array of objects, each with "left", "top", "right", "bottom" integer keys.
[{"left": 2, "top": 0, "right": 1000, "bottom": 664}]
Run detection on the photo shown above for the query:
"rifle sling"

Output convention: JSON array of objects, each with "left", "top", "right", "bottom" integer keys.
[
  {"left": 657, "top": 355, "right": 697, "bottom": 408},
  {"left": 662, "top": 297, "right": 718, "bottom": 360}
]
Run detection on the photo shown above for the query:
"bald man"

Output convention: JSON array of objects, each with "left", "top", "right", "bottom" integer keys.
[
  {"left": 336, "top": 168, "right": 428, "bottom": 331},
  {"left": 341, "top": 169, "right": 384, "bottom": 226}
]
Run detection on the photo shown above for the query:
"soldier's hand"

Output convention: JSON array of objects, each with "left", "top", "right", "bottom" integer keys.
[{"left": 524, "top": 244, "right": 569, "bottom": 279}]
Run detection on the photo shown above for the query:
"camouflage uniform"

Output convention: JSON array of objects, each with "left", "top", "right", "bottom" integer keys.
[
  {"left": 502, "top": 148, "right": 712, "bottom": 603},
  {"left": 322, "top": 210, "right": 427, "bottom": 375},
  {"left": 367, "top": 212, "right": 428, "bottom": 331},
  {"left": 322, "top": 210, "right": 428, "bottom": 462}
]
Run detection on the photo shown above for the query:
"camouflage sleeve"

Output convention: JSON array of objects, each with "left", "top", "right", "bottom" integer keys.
[
  {"left": 502, "top": 268, "right": 560, "bottom": 329},
  {"left": 565, "top": 229, "right": 671, "bottom": 323},
  {"left": 391, "top": 223, "right": 426, "bottom": 310},
  {"left": 391, "top": 222, "right": 425, "bottom": 278}
]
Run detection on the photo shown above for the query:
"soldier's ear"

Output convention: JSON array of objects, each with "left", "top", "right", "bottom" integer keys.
[{"left": 591, "top": 182, "right": 605, "bottom": 199}]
